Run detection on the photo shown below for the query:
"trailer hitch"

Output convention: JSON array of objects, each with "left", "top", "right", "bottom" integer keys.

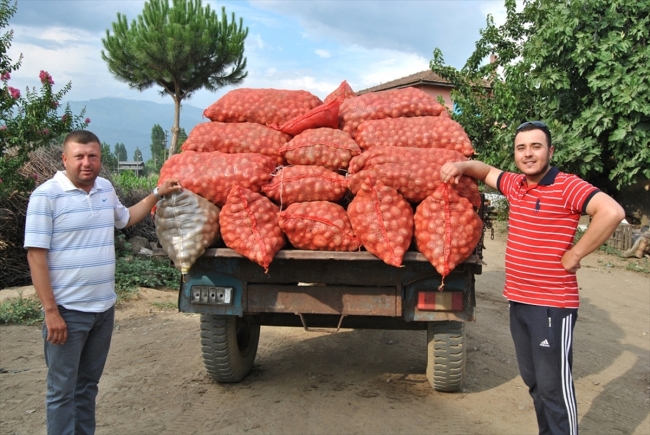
[{"left": 296, "top": 313, "right": 346, "bottom": 333}]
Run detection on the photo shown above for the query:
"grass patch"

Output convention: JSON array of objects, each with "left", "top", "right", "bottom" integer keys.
[
  {"left": 0, "top": 293, "right": 44, "bottom": 325},
  {"left": 151, "top": 301, "right": 178, "bottom": 310},
  {"left": 115, "top": 255, "right": 180, "bottom": 304}
]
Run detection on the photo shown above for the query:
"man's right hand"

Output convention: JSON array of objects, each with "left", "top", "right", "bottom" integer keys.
[{"left": 44, "top": 310, "right": 67, "bottom": 345}]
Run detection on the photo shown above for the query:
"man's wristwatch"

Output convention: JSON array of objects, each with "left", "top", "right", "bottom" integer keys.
[{"left": 153, "top": 187, "right": 163, "bottom": 200}]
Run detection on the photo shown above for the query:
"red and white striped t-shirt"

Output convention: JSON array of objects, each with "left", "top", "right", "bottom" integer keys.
[{"left": 497, "top": 167, "right": 599, "bottom": 308}]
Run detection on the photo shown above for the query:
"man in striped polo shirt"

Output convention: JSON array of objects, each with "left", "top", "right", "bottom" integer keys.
[
  {"left": 440, "top": 121, "right": 625, "bottom": 435},
  {"left": 24, "top": 130, "right": 181, "bottom": 435}
]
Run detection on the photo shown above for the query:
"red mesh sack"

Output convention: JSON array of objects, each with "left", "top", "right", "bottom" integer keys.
[
  {"left": 324, "top": 80, "right": 356, "bottom": 104},
  {"left": 347, "top": 176, "right": 414, "bottom": 267},
  {"left": 181, "top": 122, "right": 290, "bottom": 165},
  {"left": 279, "top": 128, "right": 361, "bottom": 171},
  {"left": 355, "top": 116, "right": 475, "bottom": 157},
  {"left": 339, "top": 87, "right": 445, "bottom": 139},
  {"left": 262, "top": 165, "right": 349, "bottom": 207},
  {"left": 414, "top": 184, "right": 482, "bottom": 281},
  {"left": 159, "top": 151, "right": 275, "bottom": 207},
  {"left": 203, "top": 88, "right": 323, "bottom": 126},
  {"left": 278, "top": 201, "right": 361, "bottom": 251},
  {"left": 219, "top": 185, "right": 286, "bottom": 271},
  {"left": 347, "top": 146, "right": 480, "bottom": 206},
  {"left": 273, "top": 98, "right": 341, "bottom": 136}
]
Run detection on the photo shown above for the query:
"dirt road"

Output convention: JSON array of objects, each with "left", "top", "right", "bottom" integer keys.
[{"left": 1, "top": 230, "right": 649, "bottom": 435}]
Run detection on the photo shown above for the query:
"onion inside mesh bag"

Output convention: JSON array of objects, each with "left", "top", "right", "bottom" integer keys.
[{"left": 155, "top": 189, "right": 221, "bottom": 274}]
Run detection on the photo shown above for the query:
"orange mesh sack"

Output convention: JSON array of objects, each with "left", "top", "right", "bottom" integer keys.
[
  {"left": 355, "top": 116, "right": 475, "bottom": 157},
  {"left": 274, "top": 98, "right": 341, "bottom": 136},
  {"left": 159, "top": 151, "right": 275, "bottom": 207},
  {"left": 279, "top": 128, "right": 361, "bottom": 171},
  {"left": 278, "top": 201, "right": 362, "bottom": 251},
  {"left": 203, "top": 88, "right": 323, "bottom": 126},
  {"left": 339, "top": 87, "right": 446, "bottom": 139},
  {"left": 219, "top": 185, "right": 286, "bottom": 270},
  {"left": 154, "top": 189, "right": 221, "bottom": 274},
  {"left": 347, "top": 146, "right": 480, "bottom": 206},
  {"left": 347, "top": 176, "right": 414, "bottom": 267},
  {"left": 414, "top": 184, "right": 482, "bottom": 281},
  {"left": 262, "top": 165, "right": 349, "bottom": 206},
  {"left": 324, "top": 80, "right": 356, "bottom": 104},
  {"left": 181, "top": 122, "right": 290, "bottom": 165}
]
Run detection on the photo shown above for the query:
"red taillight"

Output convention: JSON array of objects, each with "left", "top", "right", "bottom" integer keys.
[{"left": 417, "top": 292, "right": 463, "bottom": 311}]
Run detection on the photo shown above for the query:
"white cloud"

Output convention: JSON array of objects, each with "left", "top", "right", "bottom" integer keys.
[{"left": 315, "top": 49, "right": 331, "bottom": 58}]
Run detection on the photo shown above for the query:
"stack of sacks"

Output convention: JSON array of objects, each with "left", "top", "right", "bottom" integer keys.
[{"left": 156, "top": 80, "right": 482, "bottom": 279}]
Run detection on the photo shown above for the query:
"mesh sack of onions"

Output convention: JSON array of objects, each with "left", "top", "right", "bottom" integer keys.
[
  {"left": 347, "top": 146, "right": 480, "bottom": 206},
  {"left": 278, "top": 128, "right": 361, "bottom": 171},
  {"left": 278, "top": 201, "right": 361, "bottom": 251},
  {"left": 414, "top": 184, "right": 483, "bottom": 281},
  {"left": 159, "top": 150, "right": 275, "bottom": 207},
  {"left": 203, "top": 88, "right": 323, "bottom": 126},
  {"left": 339, "top": 87, "right": 445, "bottom": 139},
  {"left": 180, "top": 122, "right": 290, "bottom": 165},
  {"left": 324, "top": 80, "right": 356, "bottom": 104},
  {"left": 262, "top": 165, "right": 349, "bottom": 207},
  {"left": 155, "top": 189, "right": 221, "bottom": 274},
  {"left": 347, "top": 176, "right": 414, "bottom": 267},
  {"left": 273, "top": 98, "right": 341, "bottom": 136},
  {"left": 219, "top": 185, "right": 286, "bottom": 271},
  {"left": 355, "top": 116, "right": 475, "bottom": 157}
]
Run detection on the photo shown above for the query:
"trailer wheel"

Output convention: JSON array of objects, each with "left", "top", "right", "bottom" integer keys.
[
  {"left": 200, "top": 315, "right": 260, "bottom": 383},
  {"left": 426, "top": 321, "right": 465, "bottom": 392}
]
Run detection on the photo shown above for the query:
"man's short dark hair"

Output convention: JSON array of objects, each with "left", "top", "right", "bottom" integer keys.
[
  {"left": 63, "top": 130, "right": 100, "bottom": 150},
  {"left": 515, "top": 121, "right": 552, "bottom": 147}
]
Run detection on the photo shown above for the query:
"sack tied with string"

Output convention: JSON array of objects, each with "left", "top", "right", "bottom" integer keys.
[
  {"left": 154, "top": 189, "right": 221, "bottom": 274},
  {"left": 262, "top": 165, "right": 349, "bottom": 206},
  {"left": 347, "top": 176, "right": 414, "bottom": 267},
  {"left": 278, "top": 201, "right": 361, "bottom": 251},
  {"left": 159, "top": 150, "right": 276, "bottom": 207},
  {"left": 219, "top": 185, "right": 286, "bottom": 271}
]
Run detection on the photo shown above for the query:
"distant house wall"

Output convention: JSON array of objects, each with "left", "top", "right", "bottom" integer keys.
[{"left": 412, "top": 85, "right": 454, "bottom": 111}]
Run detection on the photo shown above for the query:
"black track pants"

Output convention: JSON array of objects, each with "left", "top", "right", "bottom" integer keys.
[{"left": 510, "top": 302, "right": 579, "bottom": 435}]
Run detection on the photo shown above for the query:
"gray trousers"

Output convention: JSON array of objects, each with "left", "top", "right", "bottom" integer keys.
[{"left": 43, "top": 306, "right": 114, "bottom": 435}]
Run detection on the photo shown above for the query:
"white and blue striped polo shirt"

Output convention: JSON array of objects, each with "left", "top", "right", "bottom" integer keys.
[{"left": 24, "top": 171, "right": 130, "bottom": 312}]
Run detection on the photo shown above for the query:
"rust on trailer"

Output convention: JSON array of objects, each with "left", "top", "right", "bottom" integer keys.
[{"left": 247, "top": 284, "right": 398, "bottom": 316}]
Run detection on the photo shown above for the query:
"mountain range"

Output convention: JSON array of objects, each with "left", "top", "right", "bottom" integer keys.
[{"left": 65, "top": 98, "right": 210, "bottom": 161}]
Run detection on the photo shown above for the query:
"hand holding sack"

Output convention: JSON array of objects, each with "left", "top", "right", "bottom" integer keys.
[
  {"left": 155, "top": 189, "right": 221, "bottom": 274},
  {"left": 159, "top": 150, "right": 276, "bottom": 207},
  {"left": 279, "top": 201, "right": 361, "bottom": 251},
  {"left": 347, "top": 176, "right": 414, "bottom": 267},
  {"left": 262, "top": 165, "right": 349, "bottom": 207},
  {"left": 347, "top": 146, "right": 481, "bottom": 206},
  {"left": 180, "top": 122, "right": 291, "bottom": 165},
  {"left": 279, "top": 128, "right": 361, "bottom": 171},
  {"left": 339, "top": 87, "right": 446, "bottom": 139},
  {"left": 414, "top": 184, "right": 483, "bottom": 284},
  {"left": 355, "top": 116, "right": 475, "bottom": 157},
  {"left": 203, "top": 88, "right": 323, "bottom": 126},
  {"left": 219, "top": 185, "right": 286, "bottom": 271}
]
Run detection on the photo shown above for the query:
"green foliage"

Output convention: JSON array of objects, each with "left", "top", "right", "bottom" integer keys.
[
  {"left": 113, "top": 170, "right": 158, "bottom": 190},
  {"left": 102, "top": 0, "right": 248, "bottom": 154},
  {"left": 149, "top": 123, "right": 166, "bottom": 172},
  {"left": 115, "top": 256, "right": 180, "bottom": 301},
  {"left": 177, "top": 127, "right": 187, "bottom": 153},
  {"left": 133, "top": 146, "right": 143, "bottom": 162},
  {"left": 114, "top": 142, "right": 128, "bottom": 161},
  {"left": 0, "top": 0, "right": 89, "bottom": 194},
  {"left": 430, "top": 0, "right": 650, "bottom": 192},
  {"left": 0, "top": 294, "right": 43, "bottom": 325},
  {"left": 101, "top": 141, "right": 118, "bottom": 172}
]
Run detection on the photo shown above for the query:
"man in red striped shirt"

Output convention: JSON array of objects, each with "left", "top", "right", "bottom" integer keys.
[{"left": 441, "top": 121, "right": 625, "bottom": 435}]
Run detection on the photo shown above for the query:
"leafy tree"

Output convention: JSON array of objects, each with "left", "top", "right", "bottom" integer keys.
[
  {"left": 100, "top": 141, "right": 118, "bottom": 172},
  {"left": 176, "top": 127, "right": 187, "bottom": 154},
  {"left": 0, "top": 0, "right": 88, "bottom": 193},
  {"left": 114, "top": 142, "right": 128, "bottom": 161},
  {"left": 133, "top": 147, "right": 143, "bottom": 162},
  {"left": 149, "top": 123, "right": 165, "bottom": 171},
  {"left": 431, "top": 0, "right": 649, "bottom": 192},
  {"left": 102, "top": 0, "right": 248, "bottom": 156}
]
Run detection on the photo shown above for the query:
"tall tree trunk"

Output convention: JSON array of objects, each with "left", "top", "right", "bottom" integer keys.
[{"left": 169, "top": 97, "right": 181, "bottom": 158}]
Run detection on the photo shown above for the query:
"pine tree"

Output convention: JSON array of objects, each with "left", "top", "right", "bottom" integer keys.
[
  {"left": 149, "top": 124, "right": 165, "bottom": 171},
  {"left": 101, "top": 0, "right": 247, "bottom": 156},
  {"left": 114, "top": 142, "right": 127, "bottom": 161}
]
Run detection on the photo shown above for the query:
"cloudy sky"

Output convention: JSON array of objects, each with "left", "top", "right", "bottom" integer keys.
[{"left": 6, "top": 0, "right": 508, "bottom": 110}]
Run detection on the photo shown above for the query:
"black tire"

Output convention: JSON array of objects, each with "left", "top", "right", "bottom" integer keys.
[
  {"left": 200, "top": 315, "right": 260, "bottom": 383},
  {"left": 426, "top": 321, "right": 466, "bottom": 392}
]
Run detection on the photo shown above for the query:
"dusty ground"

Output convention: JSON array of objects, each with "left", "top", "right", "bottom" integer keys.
[{"left": 1, "top": 229, "right": 649, "bottom": 435}]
